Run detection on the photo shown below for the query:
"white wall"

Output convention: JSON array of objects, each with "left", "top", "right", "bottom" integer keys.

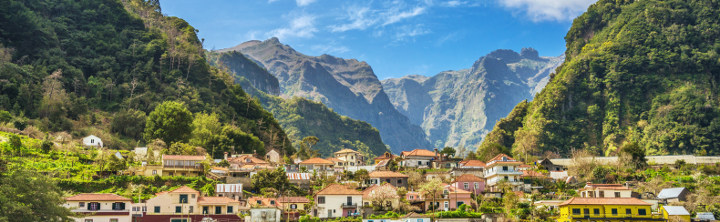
[{"left": 315, "top": 195, "right": 362, "bottom": 218}]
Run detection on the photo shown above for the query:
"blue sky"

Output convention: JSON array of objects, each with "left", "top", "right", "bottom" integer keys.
[{"left": 161, "top": 0, "right": 596, "bottom": 79}]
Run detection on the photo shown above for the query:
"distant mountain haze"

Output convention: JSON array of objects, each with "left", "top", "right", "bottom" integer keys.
[
  {"left": 218, "top": 38, "right": 432, "bottom": 153},
  {"left": 382, "top": 49, "right": 563, "bottom": 150}
]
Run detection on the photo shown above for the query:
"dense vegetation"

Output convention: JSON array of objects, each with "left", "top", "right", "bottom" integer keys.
[
  {"left": 481, "top": 0, "right": 720, "bottom": 159},
  {"left": 0, "top": 0, "right": 292, "bottom": 155},
  {"left": 208, "top": 51, "right": 389, "bottom": 158}
]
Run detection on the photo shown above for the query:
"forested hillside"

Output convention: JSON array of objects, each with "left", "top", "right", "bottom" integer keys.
[
  {"left": 207, "top": 51, "right": 389, "bottom": 159},
  {"left": 0, "top": 0, "right": 293, "bottom": 156},
  {"left": 480, "top": 0, "right": 720, "bottom": 159}
]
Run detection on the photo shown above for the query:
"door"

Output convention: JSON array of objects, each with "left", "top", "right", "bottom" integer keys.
[
  {"left": 328, "top": 209, "right": 332, "bottom": 218},
  {"left": 215, "top": 206, "right": 222, "bottom": 214}
]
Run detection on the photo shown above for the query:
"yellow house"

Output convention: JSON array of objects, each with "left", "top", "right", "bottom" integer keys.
[
  {"left": 557, "top": 197, "right": 664, "bottom": 222},
  {"left": 659, "top": 206, "right": 691, "bottom": 222}
]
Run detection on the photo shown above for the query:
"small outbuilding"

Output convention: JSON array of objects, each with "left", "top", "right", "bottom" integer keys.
[
  {"left": 82, "top": 135, "right": 103, "bottom": 148},
  {"left": 657, "top": 187, "right": 689, "bottom": 203}
]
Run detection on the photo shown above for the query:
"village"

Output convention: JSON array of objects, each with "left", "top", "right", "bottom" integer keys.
[{"left": 63, "top": 135, "right": 720, "bottom": 222}]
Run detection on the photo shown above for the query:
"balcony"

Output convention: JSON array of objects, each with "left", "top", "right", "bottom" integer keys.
[
  {"left": 485, "top": 170, "right": 523, "bottom": 178},
  {"left": 163, "top": 165, "right": 203, "bottom": 169},
  {"left": 341, "top": 203, "right": 358, "bottom": 208}
]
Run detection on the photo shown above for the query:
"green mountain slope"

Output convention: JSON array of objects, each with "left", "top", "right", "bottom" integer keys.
[
  {"left": 207, "top": 51, "right": 389, "bottom": 158},
  {"left": 481, "top": 0, "right": 720, "bottom": 158},
  {"left": 0, "top": 0, "right": 293, "bottom": 155}
]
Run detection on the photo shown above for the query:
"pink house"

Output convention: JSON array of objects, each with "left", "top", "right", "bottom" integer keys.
[
  {"left": 451, "top": 174, "right": 485, "bottom": 195},
  {"left": 422, "top": 184, "right": 473, "bottom": 212}
]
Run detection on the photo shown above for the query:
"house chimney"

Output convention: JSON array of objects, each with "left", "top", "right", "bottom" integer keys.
[
  {"left": 224, "top": 152, "right": 228, "bottom": 160},
  {"left": 434, "top": 148, "right": 439, "bottom": 161}
]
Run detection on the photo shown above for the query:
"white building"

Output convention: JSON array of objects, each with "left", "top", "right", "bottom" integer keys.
[
  {"left": 216, "top": 183, "right": 243, "bottom": 201},
  {"left": 82, "top": 135, "right": 103, "bottom": 148},
  {"left": 64, "top": 193, "right": 132, "bottom": 222},
  {"left": 399, "top": 149, "right": 438, "bottom": 168},
  {"left": 484, "top": 154, "right": 524, "bottom": 191},
  {"left": 249, "top": 207, "right": 281, "bottom": 222},
  {"left": 314, "top": 184, "right": 362, "bottom": 218}
]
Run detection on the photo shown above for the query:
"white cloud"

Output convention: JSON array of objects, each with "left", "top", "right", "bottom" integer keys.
[
  {"left": 329, "top": 2, "right": 427, "bottom": 32},
  {"left": 382, "top": 6, "right": 426, "bottom": 26},
  {"left": 268, "top": 0, "right": 279, "bottom": 3},
  {"left": 296, "top": 0, "right": 316, "bottom": 6},
  {"left": 267, "top": 15, "right": 318, "bottom": 40},
  {"left": 394, "top": 24, "right": 430, "bottom": 41},
  {"left": 497, "top": 0, "right": 597, "bottom": 22}
]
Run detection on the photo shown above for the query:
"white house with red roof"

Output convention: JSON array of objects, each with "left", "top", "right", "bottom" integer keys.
[
  {"left": 64, "top": 193, "right": 132, "bottom": 222},
  {"left": 399, "top": 149, "right": 438, "bottom": 168},
  {"left": 143, "top": 186, "right": 242, "bottom": 221},
  {"left": 579, "top": 182, "right": 633, "bottom": 198},
  {"left": 484, "top": 154, "right": 524, "bottom": 191},
  {"left": 313, "top": 184, "right": 363, "bottom": 218}
]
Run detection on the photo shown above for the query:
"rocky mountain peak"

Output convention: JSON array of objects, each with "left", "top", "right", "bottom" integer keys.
[{"left": 520, "top": 47, "right": 540, "bottom": 60}]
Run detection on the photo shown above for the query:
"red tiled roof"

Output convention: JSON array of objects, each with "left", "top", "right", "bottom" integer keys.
[
  {"left": 65, "top": 193, "right": 131, "bottom": 201},
  {"left": 299, "top": 157, "right": 334, "bottom": 165},
  {"left": 316, "top": 184, "right": 362, "bottom": 195},
  {"left": 461, "top": 160, "right": 486, "bottom": 167},
  {"left": 559, "top": 197, "right": 651, "bottom": 206},
  {"left": 169, "top": 186, "right": 200, "bottom": 193},
  {"left": 326, "top": 157, "right": 343, "bottom": 163},
  {"left": 403, "top": 149, "right": 437, "bottom": 157},
  {"left": 453, "top": 174, "right": 484, "bottom": 182},
  {"left": 197, "top": 196, "right": 240, "bottom": 205},
  {"left": 519, "top": 164, "right": 532, "bottom": 168},
  {"left": 369, "top": 171, "right": 408, "bottom": 178},
  {"left": 277, "top": 196, "right": 310, "bottom": 203},
  {"left": 486, "top": 154, "right": 523, "bottom": 166},
  {"left": 521, "top": 170, "right": 546, "bottom": 178},
  {"left": 227, "top": 155, "right": 268, "bottom": 165},
  {"left": 581, "top": 183, "right": 631, "bottom": 190},
  {"left": 247, "top": 197, "right": 277, "bottom": 207},
  {"left": 163, "top": 155, "right": 205, "bottom": 161},
  {"left": 335, "top": 149, "right": 360, "bottom": 154}
]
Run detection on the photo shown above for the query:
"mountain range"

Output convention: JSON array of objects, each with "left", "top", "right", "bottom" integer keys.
[{"left": 382, "top": 49, "right": 563, "bottom": 150}]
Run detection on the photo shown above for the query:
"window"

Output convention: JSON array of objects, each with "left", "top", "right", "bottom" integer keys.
[
  {"left": 417, "top": 219, "right": 423, "bottom": 222},
  {"left": 398, "top": 179, "right": 403, "bottom": 184},
  {"left": 227, "top": 206, "right": 233, "bottom": 213},
  {"left": 88, "top": 202, "right": 100, "bottom": 211},
  {"left": 79, "top": 202, "right": 85, "bottom": 207},
  {"left": 85, "top": 219, "right": 93, "bottom": 222},
  {"left": 474, "top": 183, "right": 479, "bottom": 190},
  {"left": 584, "top": 208, "right": 590, "bottom": 215},
  {"left": 464, "top": 182, "right": 469, "bottom": 190},
  {"left": 418, "top": 161, "right": 422, "bottom": 165},
  {"left": 444, "top": 201, "right": 449, "bottom": 209},
  {"left": 142, "top": 206, "right": 147, "bottom": 212},
  {"left": 256, "top": 200, "right": 262, "bottom": 205},
  {"left": 112, "top": 202, "right": 126, "bottom": 210},
  {"left": 170, "top": 219, "right": 189, "bottom": 222},
  {"left": 203, "top": 206, "right": 209, "bottom": 214},
  {"left": 502, "top": 166, "right": 508, "bottom": 171},
  {"left": 215, "top": 206, "right": 222, "bottom": 214},
  {"left": 638, "top": 209, "right": 646, "bottom": 216},
  {"left": 347, "top": 196, "right": 352, "bottom": 205},
  {"left": 179, "top": 194, "right": 188, "bottom": 203},
  {"left": 572, "top": 209, "right": 581, "bottom": 215},
  {"left": 318, "top": 196, "right": 325, "bottom": 204},
  {"left": 291, "top": 204, "right": 297, "bottom": 209},
  {"left": 626, "top": 209, "right": 632, "bottom": 215},
  {"left": 189, "top": 206, "right": 193, "bottom": 213},
  {"left": 152, "top": 170, "right": 157, "bottom": 175},
  {"left": 615, "top": 192, "right": 621, "bottom": 198},
  {"left": 386, "top": 179, "right": 391, "bottom": 183},
  {"left": 270, "top": 200, "right": 276, "bottom": 205},
  {"left": 504, "top": 176, "right": 509, "bottom": 181},
  {"left": 594, "top": 209, "right": 600, "bottom": 215},
  {"left": 612, "top": 208, "right": 618, "bottom": 215},
  {"left": 154, "top": 206, "right": 160, "bottom": 213},
  {"left": 110, "top": 219, "right": 118, "bottom": 222},
  {"left": 175, "top": 206, "right": 182, "bottom": 213},
  {"left": 457, "top": 201, "right": 464, "bottom": 206},
  {"left": 599, "top": 191, "right": 605, "bottom": 198}
]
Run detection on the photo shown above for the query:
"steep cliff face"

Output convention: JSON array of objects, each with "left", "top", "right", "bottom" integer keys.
[
  {"left": 218, "top": 38, "right": 431, "bottom": 153},
  {"left": 382, "top": 49, "right": 563, "bottom": 149},
  {"left": 482, "top": 0, "right": 720, "bottom": 157},
  {"left": 207, "top": 51, "right": 281, "bottom": 95}
]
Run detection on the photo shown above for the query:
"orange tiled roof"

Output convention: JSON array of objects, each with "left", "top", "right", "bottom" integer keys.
[
  {"left": 403, "top": 149, "right": 437, "bottom": 157},
  {"left": 326, "top": 157, "right": 343, "bottom": 163},
  {"left": 247, "top": 197, "right": 278, "bottom": 207},
  {"left": 521, "top": 170, "right": 545, "bottom": 178},
  {"left": 65, "top": 193, "right": 131, "bottom": 201},
  {"left": 485, "top": 154, "right": 522, "bottom": 166},
  {"left": 316, "top": 184, "right": 362, "bottom": 195},
  {"left": 363, "top": 183, "right": 399, "bottom": 199},
  {"left": 519, "top": 164, "right": 532, "bottom": 168},
  {"left": 299, "top": 157, "right": 334, "bottom": 165},
  {"left": 334, "top": 149, "right": 360, "bottom": 154},
  {"left": 198, "top": 196, "right": 240, "bottom": 205},
  {"left": 461, "top": 160, "right": 486, "bottom": 167},
  {"left": 454, "top": 174, "right": 484, "bottom": 182},
  {"left": 581, "top": 183, "right": 631, "bottom": 190},
  {"left": 559, "top": 197, "right": 651, "bottom": 206},
  {"left": 169, "top": 186, "right": 200, "bottom": 193},
  {"left": 163, "top": 155, "right": 205, "bottom": 161},
  {"left": 227, "top": 154, "right": 268, "bottom": 165},
  {"left": 369, "top": 171, "right": 408, "bottom": 178},
  {"left": 277, "top": 196, "right": 310, "bottom": 203}
]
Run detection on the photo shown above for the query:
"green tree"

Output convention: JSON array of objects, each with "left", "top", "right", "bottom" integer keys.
[
  {"left": 166, "top": 142, "right": 200, "bottom": 155},
  {"left": 296, "top": 136, "right": 319, "bottom": 160},
  {"left": 354, "top": 169, "right": 369, "bottom": 183},
  {"left": 0, "top": 110, "right": 11, "bottom": 123},
  {"left": 144, "top": 101, "right": 193, "bottom": 145},
  {"left": 40, "top": 139, "right": 53, "bottom": 153},
  {"left": 8, "top": 134, "right": 21, "bottom": 156},
  {"left": 190, "top": 112, "right": 223, "bottom": 157},
  {"left": 222, "top": 125, "right": 264, "bottom": 155},
  {"left": 251, "top": 167, "right": 295, "bottom": 193},
  {"left": 440, "top": 146, "right": 456, "bottom": 160},
  {"left": 620, "top": 142, "right": 647, "bottom": 170},
  {"left": 475, "top": 142, "right": 511, "bottom": 161},
  {"left": 419, "top": 178, "right": 443, "bottom": 213},
  {"left": 111, "top": 109, "right": 147, "bottom": 140},
  {"left": 0, "top": 168, "right": 73, "bottom": 222}
]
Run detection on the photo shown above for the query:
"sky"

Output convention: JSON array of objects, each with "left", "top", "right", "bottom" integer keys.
[{"left": 161, "top": 0, "right": 597, "bottom": 79}]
